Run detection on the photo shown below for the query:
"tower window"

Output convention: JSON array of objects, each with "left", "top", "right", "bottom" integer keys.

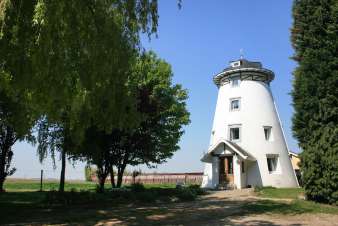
[
  {"left": 230, "top": 98, "right": 240, "bottom": 111},
  {"left": 267, "top": 155, "right": 278, "bottom": 172},
  {"left": 229, "top": 125, "right": 241, "bottom": 142},
  {"left": 263, "top": 126, "right": 272, "bottom": 141},
  {"left": 230, "top": 61, "right": 241, "bottom": 67},
  {"left": 231, "top": 77, "right": 240, "bottom": 87}
]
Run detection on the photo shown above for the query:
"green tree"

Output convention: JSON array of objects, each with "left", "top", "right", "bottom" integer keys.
[
  {"left": 0, "top": 0, "right": 37, "bottom": 192},
  {"left": 77, "top": 126, "right": 113, "bottom": 192},
  {"left": 29, "top": 0, "right": 160, "bottom": 192},
  {"left": 0, "top": 78, "right": 35, "bottom": 192},
  {"left": 0, "top": 0, "right": 174, "bottom": 192},
  {"left": 291, "top": 0, "right": 338, "bottom": 204},
  {"left": 112, "top": 52, "right": 190, "bottom": 187},
  {"left": 79, "top": 52, "right": 189, "bottom": 191},
  {"left": 36, "top": 117, "right": 77, "bottom": 192}
]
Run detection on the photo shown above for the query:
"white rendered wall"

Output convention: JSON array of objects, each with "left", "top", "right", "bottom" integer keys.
[
  {"left": 233, "top": 154, "right": 241, "bottom": 189},
  {"left": 204, "top": 79, "right": 298, "bottom": 188}
]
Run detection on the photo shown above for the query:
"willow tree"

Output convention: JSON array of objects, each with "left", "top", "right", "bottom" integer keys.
[
  {"left": 31, "top": 0, "right": 160, "bottom": 192},
  {"left": 0, "top": 0, "right": 37, "bottom": 192},
  {"left": 291, "top": 0, "right": 338, "bottom": 204},
  {"left": 1, "top": 0, "right": 160, "bottom": 191}
]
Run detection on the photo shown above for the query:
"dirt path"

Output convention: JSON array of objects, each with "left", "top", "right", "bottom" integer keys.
[
  {"left": 88, "top": 189, "right": 338, "bottom": 226},
  {"left": 8, "top": 189, "right": 337, "bottom": 226}
]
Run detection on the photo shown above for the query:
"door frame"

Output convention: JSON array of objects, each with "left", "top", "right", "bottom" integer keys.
[{"left": 219, "top": 155, "right": 234, "bottom": 184}]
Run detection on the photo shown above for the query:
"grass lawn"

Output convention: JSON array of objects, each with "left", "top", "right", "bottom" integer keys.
[
  {"left": 1, "top": 181, "right": 338, "bottom": 225},
  {"left": 253, "top": 187, "right": 338, "bottom": 215},
  {"left": 255, "top": 186, "right": 304, "bottom": 199},
  {"left": 4, "top": 179, "right": 97, "bottom": 191},
  {"left": 4, "top": 178, "right": 176, "bottom": 191},
  {"left": 0, "top": 179, "right": 202, "bottom": 225}
]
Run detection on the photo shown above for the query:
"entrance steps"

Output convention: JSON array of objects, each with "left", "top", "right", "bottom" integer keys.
[{"left": 217, "top": 183, "right": 236, "bottom": 190}]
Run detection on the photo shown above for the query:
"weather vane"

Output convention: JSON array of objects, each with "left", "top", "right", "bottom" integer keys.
[{"left": 240, "top": 48, "right": 244, "bottom": 59}]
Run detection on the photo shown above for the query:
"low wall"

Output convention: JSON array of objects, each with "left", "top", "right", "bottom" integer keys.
[{"left": 91, "top": 173, "right": 203, "bottom": 185}]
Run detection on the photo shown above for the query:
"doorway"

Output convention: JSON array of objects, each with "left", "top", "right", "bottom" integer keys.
[{"left": 219, "top": 156, "right": 234, "bottom": 184}]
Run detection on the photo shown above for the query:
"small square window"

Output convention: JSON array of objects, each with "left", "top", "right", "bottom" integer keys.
[
  {"left": 267, "top": 156, "right": 278, "bottom": 172},
  {"left": 229, "top": 127, "right": 240, "bottom": 141},
  {"left": 263, "top": 126, "right": 272, "bottom": 141},
  {"left": 230, "top": 99, "right": 240, "bottom": 111},
  {"left": 230, "top": 61, "right": 241, "bottom": 67},
  {"left": 232, "top": 77, "right": 240, "bottom": 87}
]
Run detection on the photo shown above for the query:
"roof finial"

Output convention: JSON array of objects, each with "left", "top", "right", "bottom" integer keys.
[{"left": 240, "top": 48, "right": 244, "bottom": 59}]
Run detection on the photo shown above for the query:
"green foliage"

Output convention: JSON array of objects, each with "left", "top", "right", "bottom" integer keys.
[
  {"left": 113, "top": 51, "right": 190, "bottom": 177},
  {"left": 188, "top": 184, "right": 206, "bottom": 196},
  {"left": 78, "top": 51, "right": 190, "bottom": 188},
  {"left": 0, "top": 0, "right": 161, "bottom": 191},
  {"left": 43, "top": 190, "right": 101, "bottom": 206},
  {"left": 291, "top": 0, "right": 338, "bottom": 204},
  {"left": 130, "top": 183, "right": 146, "bottom": 192},
  {"left": 0, "top": 0, "right": 182, "bottom": 194},
  {"left": 0, "top": 0, "right": 38, "bottom": 191},
  {"left": 84, "top": 165, "right": 94, "bottom": 182},
  {"left": 176, "top": 188, "right": 196, "bottom": 201},
  {"left": 30, "top": 0, "right": 160, "bottom": 133}
]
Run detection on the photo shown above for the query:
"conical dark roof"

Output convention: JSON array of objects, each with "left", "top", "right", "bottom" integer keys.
[{"left": 213, "top": 59, "right": 274, "bottom": 86}]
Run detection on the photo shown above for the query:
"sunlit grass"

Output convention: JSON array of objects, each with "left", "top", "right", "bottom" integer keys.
[
  {"left": 255, "top": 186, "right": 304, "bottom": 199},
  {"left": 4, "top": 179, "right": 177, "bottom": 191},
  {"left": 252, "top": 186, "right": 338, "bottom": 215}
]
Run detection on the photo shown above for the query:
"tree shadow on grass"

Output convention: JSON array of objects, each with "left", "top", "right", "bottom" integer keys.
[{"left": 0, "top": 192, "right": 332, "bottom": 226}]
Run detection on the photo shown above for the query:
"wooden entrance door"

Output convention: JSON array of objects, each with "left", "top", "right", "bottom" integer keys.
[{"left": 219, "top": 156, "right": 234, "bottom": 184}]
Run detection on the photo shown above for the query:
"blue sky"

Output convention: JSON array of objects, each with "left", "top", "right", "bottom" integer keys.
[{"left": 11, "top": 0, "right": 298, "bottom": 180}]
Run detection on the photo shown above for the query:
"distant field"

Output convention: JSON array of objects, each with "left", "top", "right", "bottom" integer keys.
[
  {"left": 4, "top": 178, "right": 176, "bottom": 191},
  {"left": 5, "top": 178, "right": 97, "bottom": 191}
]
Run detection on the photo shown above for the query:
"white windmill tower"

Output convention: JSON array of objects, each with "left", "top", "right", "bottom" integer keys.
[{"left": 201, "top": 58, "right": 298, "bottom": 189}]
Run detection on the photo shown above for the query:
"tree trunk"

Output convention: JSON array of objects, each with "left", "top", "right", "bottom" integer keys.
[
  {"left": 116, "top": 171, "right": 123, "bottom": 188},
  {"left": 0, "top": 152, "right": 5, "bottom": 192},
  {"left": 98, "top": 175, "right": 106, "bottom": 193},
  {"left": 110, "top": 167, "right": 115, "bottom": 188},
  {"left": 116, "top": 165, "right": 126, "bottom": 188},
  {"left": 0, "top": 128, "right": 16, "bottom": 193},
  {"left": 0, "top": 178, "right": 4, "bottom": 192},
  {"left": 97, "top": 166, "right": 108, "bottom": 193},
  {"left": 59, "top": 148, "right": 66, "bottom": 192}
]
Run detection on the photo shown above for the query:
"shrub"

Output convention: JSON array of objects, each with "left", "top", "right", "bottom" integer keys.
[
  {"left": 177, "top": 188, "right": 196, "bottom": 201},
  {"left": 188, "top": 184, "right": 206, "bottom": 195},
  {"left": 42, "top": 191, "right": 99, "bottom": 206},
  {"left": 136, "top": 191, "right": 157, "bottom": 202},
  {"left": 130, "top": 183, "right": 145, "bottom": 192}
]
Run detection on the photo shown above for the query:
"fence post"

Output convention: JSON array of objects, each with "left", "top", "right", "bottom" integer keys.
[{"left": 40, "top": 170, "right": 43, "bottom": 192}]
